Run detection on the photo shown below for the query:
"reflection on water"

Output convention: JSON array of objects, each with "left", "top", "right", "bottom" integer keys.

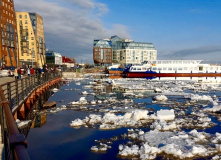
[
  {"left": 26, "top": 76, "right": 221, "bottom": 160},
  {"left": 31, "top": 112, "right": 47, "bottom": 128}
]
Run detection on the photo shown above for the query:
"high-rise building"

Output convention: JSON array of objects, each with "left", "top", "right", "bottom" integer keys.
[
  {"left": 0, "top": 0, "right": 18, "bottom": 68},
  {"left": 93, "top": 35, "right": 157, "bottom": 66},
  {"left": 16, "top": 12, "right": 46, "bottom": 68}
]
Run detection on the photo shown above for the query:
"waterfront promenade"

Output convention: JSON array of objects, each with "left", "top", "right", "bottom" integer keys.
[{"left": 0, "top": 76, "right": 13, "bottom": 160}]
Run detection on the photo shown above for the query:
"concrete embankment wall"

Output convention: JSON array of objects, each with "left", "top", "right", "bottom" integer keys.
[{"left": 62, "top": 72, "right": 82, "bottom": 78}]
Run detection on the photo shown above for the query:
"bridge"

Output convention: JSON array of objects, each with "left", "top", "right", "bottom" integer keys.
[{"left": 0, "top": 73, "right": 62, "bottom": 160}]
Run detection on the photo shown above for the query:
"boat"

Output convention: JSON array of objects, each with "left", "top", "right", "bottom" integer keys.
[
  {"left": 123, "top": 60, "right": 221, "bottom": 81},
  {"left": 108, "top": 64, "right": 124, "bottom": 74}
]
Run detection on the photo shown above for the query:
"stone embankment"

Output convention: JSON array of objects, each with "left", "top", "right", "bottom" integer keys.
[{"left": 62, "top": 69, "right": 105, "bottom": 78}]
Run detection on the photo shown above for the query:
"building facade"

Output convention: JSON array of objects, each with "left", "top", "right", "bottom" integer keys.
[
  {"left": 93, "top": 39, "right": 112, "bottom": 66},
  {"left": 45, "top": 51, "right": 62, "bottom": 66},
  {"left": 0, "top": 0, "right": 18, "bottom": 69},
  {"left": 93, "top": 35, "right": 157, "bottom": 66},
  {"left": 16, "top": 12, "right": 46, "bottom": 68}
]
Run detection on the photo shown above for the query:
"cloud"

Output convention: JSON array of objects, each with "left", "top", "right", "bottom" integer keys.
[
  {"left": 14, "top": 0, "right": 130, "bottom": 63},
  {"left": 158, "top": 46, "right": 221, "bottom": 62}
]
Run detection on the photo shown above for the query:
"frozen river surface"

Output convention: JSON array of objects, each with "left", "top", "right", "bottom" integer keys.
[{"left": 26, "top": 74, "right": 221, "bottom": 160}]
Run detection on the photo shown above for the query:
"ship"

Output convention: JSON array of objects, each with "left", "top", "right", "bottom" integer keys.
[
  {"left": 107, "top": 64, "right": 124, "bottom": 74},
  {"left": 123, "top": 60, "right": 221, "bottom": 82}
]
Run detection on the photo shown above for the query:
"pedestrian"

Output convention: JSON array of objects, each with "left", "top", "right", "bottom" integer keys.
[
  {"left": 17, "top": 68, "right": 22, "bottom": 79},
  {"left": 14, "top": 68, "right": 18, "bottom": 79},
  {"left": 27, "top": 67, "right": 30, "bottom": 76},
  {"left": 30, "top": 67, "right": 35, "bottom": 75}
]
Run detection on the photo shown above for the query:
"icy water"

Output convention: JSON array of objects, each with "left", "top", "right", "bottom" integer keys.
[{"left": 27, "top": 75, "right": 221, "bottom": 160}]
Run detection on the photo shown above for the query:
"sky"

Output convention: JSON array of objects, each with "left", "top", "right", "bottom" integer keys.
[{"left": 14, "top": 0, "right": 221, "bottom": 64}]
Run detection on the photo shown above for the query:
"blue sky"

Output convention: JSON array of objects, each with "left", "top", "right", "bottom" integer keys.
[{"left": 15, "top": 0, "right": 221, "bottom": 64}]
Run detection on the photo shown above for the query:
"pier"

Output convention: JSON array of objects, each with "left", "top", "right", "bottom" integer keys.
[{"left": 0, "top": 73, "right": 62, "bottom": 160}]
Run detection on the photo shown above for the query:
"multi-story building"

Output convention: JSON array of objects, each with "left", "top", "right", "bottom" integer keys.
[
  {"left": 93, "top": 35, "right": 157, "bottom": 66},
  {"left": 93, "top": 39, "right": 112, "bottom": 66},
  {"left": 0, "top": 0, "right": 18, "bottom": 69},
  {"left": 45, "top": 50, "right": 62, "bottom": 66},
  {"left": 16, "top": 12, "right": 46, "bottom": 68}
]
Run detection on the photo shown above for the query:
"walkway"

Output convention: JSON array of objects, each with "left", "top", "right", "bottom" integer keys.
[
  {"left": 0, "top": 77, "right": 12, "bottom": 160},
  {"left": 0, "top": 73, "right": 62, "bottom": 160},
  {"left": 0, "top": 76, "right": 28, "bottom": 160}
]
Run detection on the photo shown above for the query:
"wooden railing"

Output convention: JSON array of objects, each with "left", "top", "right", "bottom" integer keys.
[{"left": 0, "top": 72, "right": 62, "bottom": 160}]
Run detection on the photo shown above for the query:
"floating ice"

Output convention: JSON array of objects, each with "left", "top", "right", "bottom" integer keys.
[
  {"left": 156, "top": 109, "right": 175, "bottom": 120},
  {"left": 154, "top": 95, "right": 168, "bottom": 101},
  {"left": 70, "top": 109, "right": 155, "bottom": 130},
  {"left": 82, "top": 91, "right": 89, "bottom": 95},
  {"left": 118, "top": 130, "right": 219, "bottom": 159},
  {"left": 70, "top": 118, "right": 85, "bottom": 127},
  {"left": 190, "top": 94, "right": 213, "bottom": 102},
  {"left": 69, "top": 97, "right": 88, "bottom": 105}
]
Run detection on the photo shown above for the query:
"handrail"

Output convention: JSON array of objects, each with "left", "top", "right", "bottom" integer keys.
[{"left": 0, "top": 72, "right": 62, "bottom": 160}]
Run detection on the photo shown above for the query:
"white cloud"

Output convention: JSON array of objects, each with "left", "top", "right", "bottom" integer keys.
[
  {"left": 14, "top": 0, "right": 130, "bottom": 63},
  {"left": 158, "top": 46, "right": 221, "bottom": 63}
]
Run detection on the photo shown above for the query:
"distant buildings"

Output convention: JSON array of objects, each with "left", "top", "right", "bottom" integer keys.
[
  {"left": 45, "top": 51, "right": 62, "bottom": 66},
  {"left": 16, "top": 12, "right": 46, "bottom": 68},
  {"left": 93, "top": 35, "right": 157, "bottom": 66},
  {"left": 62, "top": 56, "right": 75, "bottom": 68},
  {"left": 0, "top": 0, "right": 18, "bottom": 68}
]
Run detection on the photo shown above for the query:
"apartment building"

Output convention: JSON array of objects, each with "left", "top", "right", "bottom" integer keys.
[
  {"left": 93, "top": 39, "right": 112, "bottom": 66},
  {"left": 16, "top": 12, "right": 46, "bottom": 68},
  {"left": 0, "top": 0, "right": 18, "bottom": 68},
  {"left": 93, "top": 35, "right": 157, "bottom": 66}
]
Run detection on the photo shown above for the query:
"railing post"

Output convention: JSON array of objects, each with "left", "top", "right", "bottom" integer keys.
[
  {"left": 15, "top": 80, "right": 19, "bottom": 108},
  {"left": 7, "top": 83, "right": 11, "bottom": 108},
  {"left": 21, "top": 79, "right": 24, "bottom": 100}
]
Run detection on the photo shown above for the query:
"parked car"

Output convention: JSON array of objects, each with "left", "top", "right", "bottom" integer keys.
[{"left": 0, "top": 69, "right": 9, "bottom": 77}]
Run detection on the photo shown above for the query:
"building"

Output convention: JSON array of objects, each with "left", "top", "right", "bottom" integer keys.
[
  {"left": 93, "top": 39, "right": 112, "bottom": 66},
  {"left": 93, "top": 35, "right": 157, "bottom": 66},
  {"left": 0, "top": 0, "right": 18, "bottom": 69},
  {"left": 16, "top": 12, "right": 46, "bottom": 68},
  {"left": 62, "top": 56, "right": 75, "bottom": 68},
  {"left": 45, "top": 51, "right": 62, "bottom": 66}
]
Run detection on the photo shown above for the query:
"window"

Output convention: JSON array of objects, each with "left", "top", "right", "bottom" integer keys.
[
  {"left": 25, "top": 20, "right": 27, "bottom": 24},
  {"left": 19, "top": 15, "right": 22, "bottom": 18},
  {"left": 25, "top": 15, "right": 27, "bottom": 19}
]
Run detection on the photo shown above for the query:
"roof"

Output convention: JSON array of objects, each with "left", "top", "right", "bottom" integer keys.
[{"left": 62, "top": 56, "right": 75, "bottom": 63}]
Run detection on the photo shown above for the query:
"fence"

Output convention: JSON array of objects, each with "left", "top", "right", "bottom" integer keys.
[{"left": 0, "top": 72, "right": 62, "bottom": 160}]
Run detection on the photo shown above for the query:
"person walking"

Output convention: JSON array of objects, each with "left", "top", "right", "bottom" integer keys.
[
  {"left": 27, "top": 67, "right": 30, "bottom": 76},
  {"left": 14, "top": 68, "right": 18, "bottom": 79},
  {"left": 17, "top": 68, "right": 22, "bottom": 79},
  {"left": 30, "top": 67, "right": 35, "bottom": 75}
]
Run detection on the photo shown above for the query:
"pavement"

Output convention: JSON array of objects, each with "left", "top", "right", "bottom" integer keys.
[
  {"left": 0, "top": 76, "right": 15, "bottom": 160},
  {"left": 0, "top": 76, "right": 16, "bottom": 85}
]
